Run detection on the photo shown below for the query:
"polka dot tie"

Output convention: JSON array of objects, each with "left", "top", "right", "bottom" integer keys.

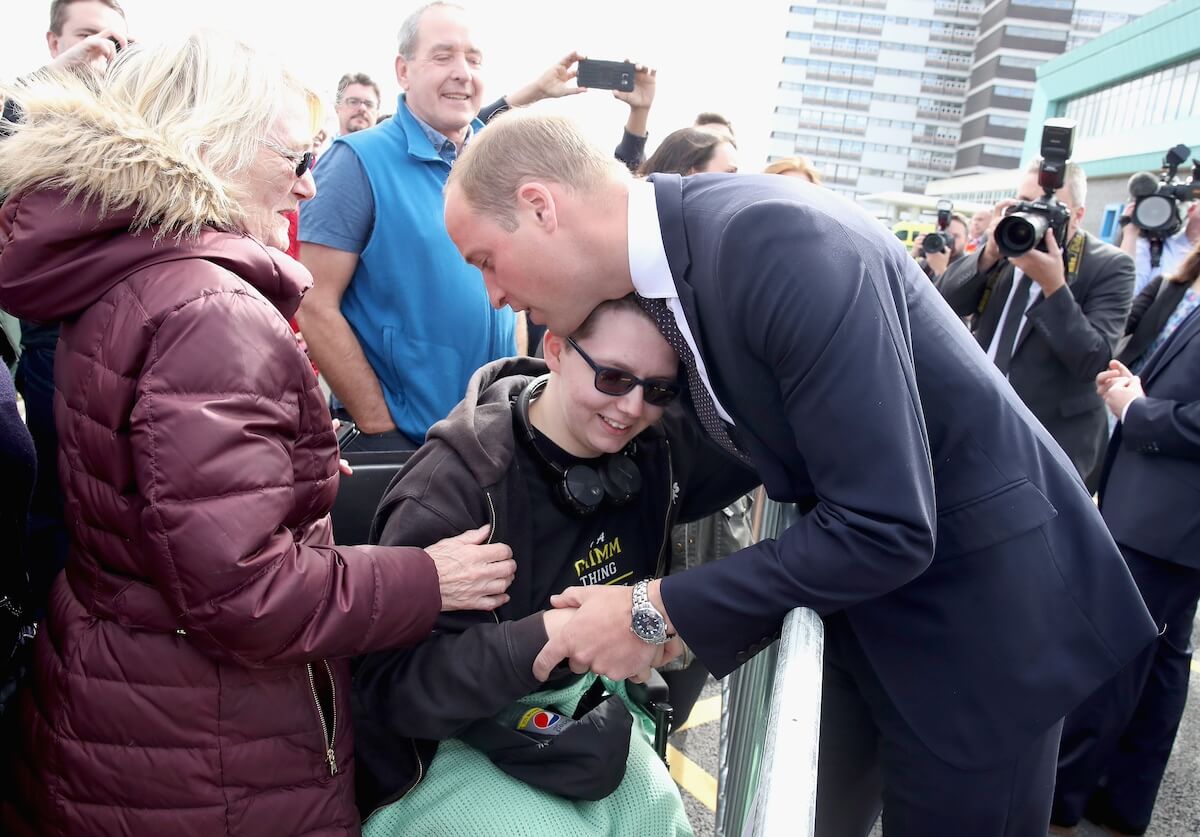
[{"left": 636, "top": 295, "right": 750, "bottom": 463}]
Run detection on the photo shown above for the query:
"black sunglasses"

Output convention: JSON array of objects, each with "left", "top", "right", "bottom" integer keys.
[
  {"left": 567, "top": 337, "right": 681, "bottom": 407},
  {"left": 260, "top": 139, "right": 315, "bottom": 178}
]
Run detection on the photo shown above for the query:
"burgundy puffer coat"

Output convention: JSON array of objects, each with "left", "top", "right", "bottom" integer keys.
[{"left": 0, "top": 189, "right": 441, "bottom": 836}]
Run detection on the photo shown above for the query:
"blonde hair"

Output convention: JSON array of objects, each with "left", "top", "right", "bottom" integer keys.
[
  {"left": 0, "top": 29, "right": 319, "bottom": 237},
  {"left": 764, "top": 156, "right": 822, "bottom": 184},
  {"left": 448, "top": 110, "right": 626, "bottom": 232}
]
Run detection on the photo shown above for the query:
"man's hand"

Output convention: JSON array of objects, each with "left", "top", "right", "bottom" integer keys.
[
  {"left": 978, "top": 198, "right": 1019, "bottom": 274},
  {"left": 48, "top": 29, "right": 128, "bottom": 74},
  {"left": 924, "top": 246, "right": 951, "bottom": 277},
  {"left": 910, "top": 233, "right": 926, "bottom": 259},
  {"left": 613, "top": 62, "right": 656, "bottom": 111},
  {"left": 1009, "top": 227, "right": 1066, "bottom": 297},
  {"left": 426, "top": 525, "right": 515, "bottom": 612},
  {"left": 505, "top": 51, "right": 588, "bottom": 107},
  {"left": 532, "top": 584, "right": 680, "bottom": 681},
  {"left": 1097, "top": 360, "right": 1145, "bottom": 419}
]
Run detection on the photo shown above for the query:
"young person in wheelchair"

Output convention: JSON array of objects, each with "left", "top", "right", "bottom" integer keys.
[{"left": 352, "top": 296, "right": 756, "bottom": 836}]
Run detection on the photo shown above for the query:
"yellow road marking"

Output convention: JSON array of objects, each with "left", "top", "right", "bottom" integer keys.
[
  {"left": 675, "top": 695, "right": 722, "bottom": 734},
  {"left": 1193, "top": 660, "right": 1199, "bottom": 674},
  {"left": 668, "top": 743, "right": 718, "bottom": 812}
]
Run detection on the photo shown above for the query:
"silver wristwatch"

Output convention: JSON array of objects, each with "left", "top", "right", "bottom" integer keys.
[{"left": 630, "top": 579, "right": 673, "bottom": 646}]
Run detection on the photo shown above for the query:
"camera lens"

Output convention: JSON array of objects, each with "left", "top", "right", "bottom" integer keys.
[
  {"left": 995, "top": 211, "right": 1049, "bottom": 257},
  {"left": 923, "top": 232, "right": 947, "bottom": 254},
  {"left": 1132, "top": 194, "right": 1176, "bottom": 232}
]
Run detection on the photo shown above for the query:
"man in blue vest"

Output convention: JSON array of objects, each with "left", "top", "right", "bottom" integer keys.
[{"left": 297, "top": 1, "right": 519, "bottom": 448}]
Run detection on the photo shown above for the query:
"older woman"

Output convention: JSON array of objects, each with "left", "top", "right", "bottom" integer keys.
[{"left": 0, "top": 31, "right": 513, "bottom": 836}]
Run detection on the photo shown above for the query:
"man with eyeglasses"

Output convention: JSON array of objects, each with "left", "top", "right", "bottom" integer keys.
[{"left": 334, "top": 72, "right": 381, "bottom": 138}]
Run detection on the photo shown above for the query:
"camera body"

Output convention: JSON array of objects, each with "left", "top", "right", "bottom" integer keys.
[
  {"left": 1129, "top": 144, "right": 1199, "bottom": 239},
  {"left": 922, "top": 199, "right": 955, "bottom": 255},
  {"left": 995, "top": 119, "right": 1076, "bottom": 258}
]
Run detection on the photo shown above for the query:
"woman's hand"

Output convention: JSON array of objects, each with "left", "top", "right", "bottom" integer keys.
[{"left": 426, "top": 525, "right": 515, "bottom": 611}]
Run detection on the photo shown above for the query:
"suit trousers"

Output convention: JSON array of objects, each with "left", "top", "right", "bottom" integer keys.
[
  {"left": 1051, "top": 545, "right": 1200, "bottom": 834},
  {"left": 814, "top": 613, "right": 1061, "bottom": 837}
]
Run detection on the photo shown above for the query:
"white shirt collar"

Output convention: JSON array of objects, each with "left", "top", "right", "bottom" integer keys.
[{"left": 627, "top": 179, "right": 676, "bottom": 300}]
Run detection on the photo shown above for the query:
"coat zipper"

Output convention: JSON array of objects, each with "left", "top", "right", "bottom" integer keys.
[
  {"left": 307, "top": 661, "right": 338, "bottom": 776},
  {"left": 484, "top": 489, "right": 501, "bottom": 624},
  {"left": 654, "top": 438, "right": 676, "bottom": 579}
]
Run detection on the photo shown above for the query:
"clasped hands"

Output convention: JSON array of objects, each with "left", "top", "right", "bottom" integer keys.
[
  {"left": 1097, "top": 359, "right": 1145, "bottom": 419},
  {"left": 533, "top": 585, "right": 683, "bottom": 683}
]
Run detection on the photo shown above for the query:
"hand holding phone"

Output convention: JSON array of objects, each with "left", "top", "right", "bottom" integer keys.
[{"left": 576, "top": 59, "right": 637, "bottom": 92}]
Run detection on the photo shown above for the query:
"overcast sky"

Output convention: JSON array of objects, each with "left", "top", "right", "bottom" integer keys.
[{"left": 3, "top": 0, "right": 788, "bottom": 168}]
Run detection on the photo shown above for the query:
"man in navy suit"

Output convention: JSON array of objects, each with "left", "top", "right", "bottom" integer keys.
[{"left": 442, "top": 111, "right": 1157, "bottom": 835}]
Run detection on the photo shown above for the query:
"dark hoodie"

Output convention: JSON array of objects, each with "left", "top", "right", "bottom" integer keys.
[{"left": 352, "top": 357, "right": 757, "bottom": 817}]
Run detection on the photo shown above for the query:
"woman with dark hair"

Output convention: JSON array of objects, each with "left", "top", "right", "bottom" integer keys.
[
  {"left": 1051, "top": 237, "right": 1200, "bottom": 836},
  {"left": 636, "top": 126, "right": 738, "bottom": 177}
]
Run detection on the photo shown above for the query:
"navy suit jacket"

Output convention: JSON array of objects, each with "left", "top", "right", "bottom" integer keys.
[
  {"left": 1101, "top": 303, "right": 1200, "bottom": 568},
  {"left": 649, "top": 173, "right": 1156, "bottom": 770}
]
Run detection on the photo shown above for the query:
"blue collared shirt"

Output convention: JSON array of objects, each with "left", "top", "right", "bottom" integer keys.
[{"left": 410, "top": 110, "right": 474, "bottom": 166}]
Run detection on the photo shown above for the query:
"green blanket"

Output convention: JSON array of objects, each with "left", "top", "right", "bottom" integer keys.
[{"left": 363, "top": 674, "right": 694, "bottom": 837}]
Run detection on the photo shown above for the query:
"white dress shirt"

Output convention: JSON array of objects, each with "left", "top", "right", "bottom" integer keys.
[{"left": 626, "top": 179, "right": 736, "bottom": 424}]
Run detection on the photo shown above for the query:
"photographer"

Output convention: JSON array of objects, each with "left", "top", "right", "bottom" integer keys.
[
  {"left": 1120, "top": 198, "right": 1199, "bottom": 295},
  {"left": 914, "top": 211, "right": 968, "bottom": 281},
  {"left": 940, "top": 154, "right": 1135, "bottom": 489}
]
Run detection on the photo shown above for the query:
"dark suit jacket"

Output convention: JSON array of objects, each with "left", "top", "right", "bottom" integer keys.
[
  {"left": 938, "top": 233, "right": 1134, "bottom": 485},
  {"left": 648, "top": 173, "right": 1155, "bottom": 770},
  {"left": 1101, "top": 301, "right": 1200, "bottom": 568},
  {"left": 1114, "top": 274, "right": 1189, "bottom": 368}
]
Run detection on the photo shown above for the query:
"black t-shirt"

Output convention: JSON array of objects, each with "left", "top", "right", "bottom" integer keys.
[{"left": 512, "top": 418, "right": 669, "bottom": 608}]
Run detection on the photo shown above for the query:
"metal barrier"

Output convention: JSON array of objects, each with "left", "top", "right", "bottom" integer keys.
[{"left": 715, "top": 493, "right": 824, "bottom": 837}]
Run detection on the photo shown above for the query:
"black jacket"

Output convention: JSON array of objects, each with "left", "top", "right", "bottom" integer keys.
[
  {"left": 938, "top": 232, "right": 1134, "bottom": 484},
  {"left": 1101, "top": 293, "right": 1200, "bottom": 567},
  {"left": 1114, "top": 274, "right": 1190, "bottom": 368},
  {"left": 351, "top": 357, "right": 754, "bottom": 818}
]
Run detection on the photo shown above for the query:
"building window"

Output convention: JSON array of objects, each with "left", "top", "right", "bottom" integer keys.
[
  {"left": 1010, "top": 0, "right": 1072, "bottom": 8},
  {"left": 994, "top": 85, "right": 1036, "bottom": 100},
  {"left": 1005, "top": 25, "right": 1068, "bottom": 41},
  {"left": 1061, "top": 57, "right": 1200, "bottom": 142}
]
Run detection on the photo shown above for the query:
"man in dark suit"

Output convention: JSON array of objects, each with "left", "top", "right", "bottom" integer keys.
[
  {"left": 1051, "top": 289, "right": 1200, "bottom": 835},
  {"left": 938, "top": 159, "right": 1135, "bottom": 489},
  {"left": 442, "top": 112, "right": 1156, "bottom": 836}
]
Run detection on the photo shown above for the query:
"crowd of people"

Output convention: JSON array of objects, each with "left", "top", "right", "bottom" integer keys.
[{"left": 1, "top": 1, "right": 1199, "bottom": 836}]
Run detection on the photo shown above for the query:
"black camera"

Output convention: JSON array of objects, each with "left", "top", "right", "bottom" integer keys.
[
  {"left": 995, "top": 119, "right": 1076, "bottom": 258},
  {"left": 1127, "top": 145, "right": 1199, "bottom": 264},
  {"left": 922, "top": 199, "right": 955, "bottom": 255}
]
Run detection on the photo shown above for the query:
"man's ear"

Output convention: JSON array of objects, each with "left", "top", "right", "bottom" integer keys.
[
  {"left": 46, "top": 31, "right": 61, "bottom": 59},
  {"left": 516, "top": 183, "right": 558, "bottom": 233},
  {"left": 543, "top": 332, "right": 566, "bottom": 372},
  {"left": 395, "top": 55, "right": 410, "bottom": 90}
]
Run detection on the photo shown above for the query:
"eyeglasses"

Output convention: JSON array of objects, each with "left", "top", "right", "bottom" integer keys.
[
  {"left": 340, "top": 97, "right": 379, "bottom": 110},
  {"left": 260, "top": 139, "right": 315, "bottom": 178},
  {"left": 566, "top": 337, "right": 681, "bottom": 407}
]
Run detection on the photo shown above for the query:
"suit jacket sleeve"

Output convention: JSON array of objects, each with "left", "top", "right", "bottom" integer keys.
[
  {"left": 355, "top": 449, "right": 546, "bottom": 740},
  {"left": 1023, "top": 243, "right": 1134, "bottom": 381},
  {"left": 660, "top": 203, "right": 937, "bottom": 678},
  {"left": 936, "top": 246, "right": 995, "bottom": 316},
  {"left": 1120, "top": 395, "right": 1200, "bottom": 460}
]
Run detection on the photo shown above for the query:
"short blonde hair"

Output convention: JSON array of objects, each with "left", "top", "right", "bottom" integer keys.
[
  {"left": 448, "top": 110, "right": 626, "bottom": 232},
  {"left": 764, "top": 156, "right": 822, "bottom": 184}
]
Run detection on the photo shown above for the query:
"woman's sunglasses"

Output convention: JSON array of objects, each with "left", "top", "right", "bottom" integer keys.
[
  {"left": 567, "top": 337, "right": 682, "bottom": 407},
  {"left": 260, "top": 139, "right": 315, "bottom": 178}
]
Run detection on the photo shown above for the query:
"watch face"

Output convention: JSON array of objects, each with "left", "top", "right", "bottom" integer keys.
[{"left": 632, "top": 611, "right": 664, "bottom": 642}]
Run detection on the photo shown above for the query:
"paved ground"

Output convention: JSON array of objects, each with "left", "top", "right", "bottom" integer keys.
[{"left": 671, "top": 618, "right": 1200, "bottom": 836}]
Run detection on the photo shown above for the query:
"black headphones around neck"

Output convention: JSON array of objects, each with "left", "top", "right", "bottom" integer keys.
[{"left": 515, "top": 376, "right": 643, "bottom": 516}]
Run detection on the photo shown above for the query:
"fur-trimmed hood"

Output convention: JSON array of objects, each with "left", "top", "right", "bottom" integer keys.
[
  {"left": 0, "top": 72, "right": 239, "bottom": 236},
  {"left": 0, "top": 75, "right": 309, "bottom": 324}
]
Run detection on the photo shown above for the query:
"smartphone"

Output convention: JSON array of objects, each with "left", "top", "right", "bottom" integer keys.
[{"left": 577, "top": 59, "right": 636, "bottom": 92}]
